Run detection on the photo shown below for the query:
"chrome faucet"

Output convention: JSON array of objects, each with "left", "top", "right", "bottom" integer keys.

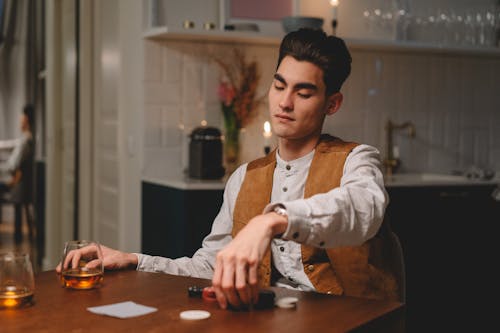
[{"left": 384, "top": 120, "right": 416, "bottom": 177}]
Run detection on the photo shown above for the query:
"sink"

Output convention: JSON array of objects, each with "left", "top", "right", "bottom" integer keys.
[{"left": 416, "top": 173, "right": 467, "bottom": 182}]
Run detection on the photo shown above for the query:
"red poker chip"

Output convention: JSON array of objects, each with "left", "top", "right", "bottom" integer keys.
[{"left": 202, "top": 286, "right": 217, "bottom": 302}]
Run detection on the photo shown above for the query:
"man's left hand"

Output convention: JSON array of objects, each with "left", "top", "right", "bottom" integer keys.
[{"left": 211, "top": 211, "right": 288, "bottom": 309}]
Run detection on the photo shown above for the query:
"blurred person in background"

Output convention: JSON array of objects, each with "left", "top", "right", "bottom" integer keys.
[{"left": 0, "top": 104, "right": 35, "bottom": 242}]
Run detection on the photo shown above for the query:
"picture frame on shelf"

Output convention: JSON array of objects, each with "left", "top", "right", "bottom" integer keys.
[{"left": 219, "top": 0, "right": 298, "bottom": 36}]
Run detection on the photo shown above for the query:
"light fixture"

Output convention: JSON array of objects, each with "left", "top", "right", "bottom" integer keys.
[{"left": 329, "top": 0, "right": 339, "bottom": 35}]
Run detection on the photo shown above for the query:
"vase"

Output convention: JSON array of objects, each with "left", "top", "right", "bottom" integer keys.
[
  {"left": 224, "top": 126, "right": 240, "bottom": 174},
  {"left": 222, "top": 107, "right": 240, "bottom": 174}
]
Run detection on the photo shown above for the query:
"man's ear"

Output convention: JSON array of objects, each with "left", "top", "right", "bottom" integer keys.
[{"left": 325, "top": 92, "right": 343, "bottom": 116}]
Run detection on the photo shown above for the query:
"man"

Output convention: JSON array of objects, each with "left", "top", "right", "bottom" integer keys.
[{"left": 57, "top": 28, "right": 400, "bottom": 309}]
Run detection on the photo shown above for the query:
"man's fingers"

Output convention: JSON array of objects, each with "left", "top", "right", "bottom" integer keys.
[
  {"left": 248, "top": 263, "right": 259, "bottom": 304},
  {"left": 64, "top": 245, "right": 98, "bottom": 270},
  {"left": 235, "top": 260, "right": 251, "bottom": 305},
  {"left": 62, "top": 249, "right": 80, "bottom": 269},
  {"left": 212, "top": 256, "right": 227, "bottom": 309},
  {"left": 220, "top": 258, "right": 241, "bottom": 308},
  {"left": 85, "top": 258, "right": 103, "bottom": 270},
  {"left": 71, "top": 250, "right": 82, "bottom": 269},
  {"left": 58, "top": 244, "right": 124, "bottom": 274}
]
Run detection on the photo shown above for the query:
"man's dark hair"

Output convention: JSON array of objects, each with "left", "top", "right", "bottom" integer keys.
[
  {"left": 277, "top": 28, "right": 352, "bottom": 95},
  {"left": 23, "top": 104, "right": 35, "bottom": 129}
]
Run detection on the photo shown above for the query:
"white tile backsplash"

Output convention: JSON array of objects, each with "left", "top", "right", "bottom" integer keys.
[
  {"left": 144, "top": 105, "right": 162, "bottom": 146},
  {"left": 163, "top": 45, "right": 182, "bottom": 83},
  {"left": 144, "top": 81, "right": 180, "bottom": 104},
  {"left": 144, "top": 40, "right": 162, "bottom": 82},
  {"left": 162, "top": 105, "right": 182, "bottom": 147},
  {"left": 143, "top": 39, "right": 500, "bottom": 179}
]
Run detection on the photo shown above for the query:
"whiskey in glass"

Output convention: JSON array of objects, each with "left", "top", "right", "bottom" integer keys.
[
  {"left": 60, "top": 240, "right": 104, "bottom": 289},
  {"left": 0, "top": 253, "right": 35, "bottom": 308}
]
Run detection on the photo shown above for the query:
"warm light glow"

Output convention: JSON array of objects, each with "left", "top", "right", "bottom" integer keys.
[
  {"left": 263, "top": 121, "right": 272, "bottom": 138},
  {"left": 201, "top": 120, "right": 207, "bottom": 127},
  {"left": 330, "top": 0, "right": 339, "bottom": 21}
]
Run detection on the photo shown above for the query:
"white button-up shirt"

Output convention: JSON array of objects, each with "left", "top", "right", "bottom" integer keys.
[
  {"left": 0, "top": 133, "right": 32, "bottom": 174},
  {"left": 137, "top": 144, "right": 388, "bottom": 292}
]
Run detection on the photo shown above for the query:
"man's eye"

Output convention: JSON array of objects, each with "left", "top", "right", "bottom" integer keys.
[
  {"left": 298, "top": 92, "right": 312, "bottom": 98},
  {"left": 274, "top": 84, "right": 285, "bottom": 90}
]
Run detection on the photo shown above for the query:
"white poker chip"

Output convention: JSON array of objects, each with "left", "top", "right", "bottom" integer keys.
[
  {"left": 180, "top": 310, "right": 211, "bottom": 320},
  {"left": 275, "top": 296, "right": 299, "bottom": 309}
]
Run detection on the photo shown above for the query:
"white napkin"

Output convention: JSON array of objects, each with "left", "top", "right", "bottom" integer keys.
[{"left": 87, "top": 301, "right": 158, "bottom": 318}]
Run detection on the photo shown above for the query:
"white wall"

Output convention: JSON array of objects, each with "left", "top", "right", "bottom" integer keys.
[
  {"left": 143, "top": 39, "right": 500, "bottom": 178},
  {"left": 117, "top": 0, "right": 143, "bottom": 252},
  {"left": 324, "top": 50, "right": 500, "bottom": 174},
  {"left": 44, "top": 0, "right": 143, "bottom": 269},
  {"left": 142, "top": 0, "right": 500, "bottom": 181},
  {"left": 142, "top": 40, "right": 277, "bottom": 180},
  {"left": 86, "top": 0, "right": 142, "bottom": 253},
  {"left": 0, "top": 0, "right": 30, "bottom": 140}
]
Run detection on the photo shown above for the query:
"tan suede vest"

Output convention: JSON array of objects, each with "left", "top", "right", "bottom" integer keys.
[{"left": 232, "top": 135, "right": 400, "bottom": 301}]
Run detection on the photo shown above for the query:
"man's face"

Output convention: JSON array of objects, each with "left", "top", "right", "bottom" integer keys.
[{"left": 268, "top": 56, "right": 330, "bottom": 142}]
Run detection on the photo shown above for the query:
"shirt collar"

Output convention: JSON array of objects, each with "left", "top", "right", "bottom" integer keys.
[{"left": 276, "top": 149, "right": 315, "bottom": 172}]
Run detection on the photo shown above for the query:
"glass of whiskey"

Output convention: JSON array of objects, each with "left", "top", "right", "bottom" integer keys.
[
  {"left": 0, "top": 252, "right": 35, "bottom": 308},
  {"left": 60, "top": 240, "right": 104, "bottom": 290}
]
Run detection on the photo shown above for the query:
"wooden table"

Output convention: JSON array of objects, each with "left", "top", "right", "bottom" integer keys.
[{"left": 2, "top": 270, "right": 405, "bottom": 332}]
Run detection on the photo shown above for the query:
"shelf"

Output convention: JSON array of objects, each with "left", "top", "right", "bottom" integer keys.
[
  {"left": 143, "top": 26, "right": 281, "bottom": 45},
  {"left": 143, "top": 26, "right": 500, "bottom": 57},
  {"left": 346, "top": 38, "right": 500, "bottom": 57}
]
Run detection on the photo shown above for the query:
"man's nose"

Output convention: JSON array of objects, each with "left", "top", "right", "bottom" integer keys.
[{"left": 278, "top": 92, "right": 293, "bottom": 111}]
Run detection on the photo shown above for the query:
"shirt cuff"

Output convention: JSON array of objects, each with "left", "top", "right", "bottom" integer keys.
[
  {"left": 263, "top": 201, "right": 311, "bottom": 243},
  {"left": 133, "top": 253, "right": 144, "bottom": 271}
]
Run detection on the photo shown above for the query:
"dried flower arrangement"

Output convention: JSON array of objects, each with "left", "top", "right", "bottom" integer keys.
[
  {"left": 214, "top": 49, "right": 263, "bottom": 168},
  {"left": 215, "top": 48, "right": 262, "bottom": 128}
]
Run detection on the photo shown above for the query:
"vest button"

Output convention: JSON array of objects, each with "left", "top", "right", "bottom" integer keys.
[
  {"left": 279, "top": 246, "right": 285, "bottom": 252},
  {"left": 292, "top": 232, "right": 299, "bottom": 239},
  {"left": 286, "top": 165, "right": 291, "bottom": 170},
  {"left": 282, "top": 187, "right": 288, "bottom": 192},
  {"left": 307, "top": 264, "right": 314, "bottom": 272}
]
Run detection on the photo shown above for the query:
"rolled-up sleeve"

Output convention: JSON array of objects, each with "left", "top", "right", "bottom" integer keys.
[
  {"left": 136, "top": 164, "right": 248, "bottom": 278},
  {"left": 266, "top": 144, "right": 388, "bottom": 248}
]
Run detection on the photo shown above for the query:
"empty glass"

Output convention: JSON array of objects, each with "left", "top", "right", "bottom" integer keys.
[
  {"left": 60, "top": 240, "right": 104, "bottom": 290},
  {"left": 0, "top": 252, "right": 35, "bottom": 308}
]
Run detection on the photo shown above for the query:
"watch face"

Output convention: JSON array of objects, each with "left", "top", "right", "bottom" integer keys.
[{"left": 274, "top": 206, "right": 287, "bottom": 216}]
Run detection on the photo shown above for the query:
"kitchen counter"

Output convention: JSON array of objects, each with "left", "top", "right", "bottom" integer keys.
[
  {"left": 144, "top": 172, "right": 500, "bottom": 190},
  {"left": 384, "top": 173, "right": 500, "bottom": 188},
  {"left": 143, "top": 171, "right": 227, "bottom": 190}
]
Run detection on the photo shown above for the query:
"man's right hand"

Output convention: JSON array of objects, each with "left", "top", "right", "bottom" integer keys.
[{"left": 55, "top": 245, "right": 138, "bottom": 273}]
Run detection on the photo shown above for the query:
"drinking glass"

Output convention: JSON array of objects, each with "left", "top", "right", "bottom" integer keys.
[
  {"left": 60, "top": 240, "right": 104, "bottom": 289},
  {"left": 0, "top": 252, "right": 35, "bottom": 308}
]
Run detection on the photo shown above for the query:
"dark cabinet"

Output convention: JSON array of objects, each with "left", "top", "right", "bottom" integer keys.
[
  {"left": 141, "top": 181, "right": 223, "bottom": 259},
  {"left": 385, "top": 184, "right": 499, "bottom": 332}
]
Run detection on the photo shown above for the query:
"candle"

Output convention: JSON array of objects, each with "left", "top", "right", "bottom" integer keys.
[
  {"left": 330, "top": 0, "right": 339, "bottom": 34},
  {"left": 263, "top": 121, "right": 272, "bottom": 154},
  {"left": 330, "top": 0, "right": 339, "bottom": 19}
]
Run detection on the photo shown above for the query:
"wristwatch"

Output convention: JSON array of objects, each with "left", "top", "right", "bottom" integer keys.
[{"left": 273, "top": 205, "right": 287, "bottom": 218}]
